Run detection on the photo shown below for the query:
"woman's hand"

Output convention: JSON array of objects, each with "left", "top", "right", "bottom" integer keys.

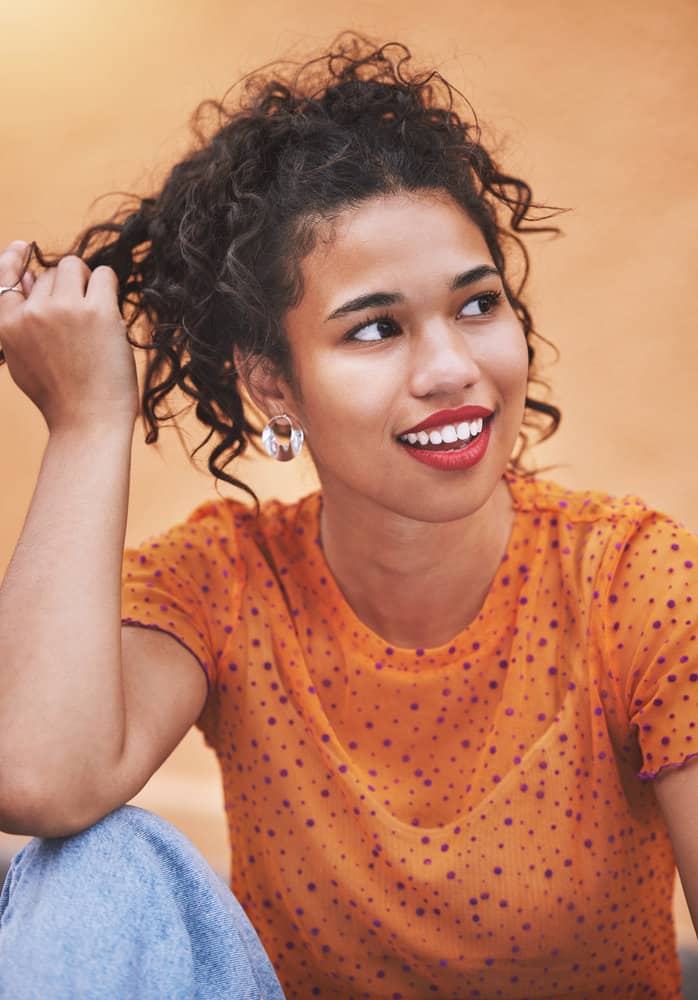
[{"left": 0, "top": 240, "right": 139, "bottom": 433}]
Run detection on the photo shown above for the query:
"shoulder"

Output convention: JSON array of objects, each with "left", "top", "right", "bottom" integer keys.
[
  {"left": 507, "top": 473, "right": 696, "bottom": 626},
  {"left": 145, "top": 490, "right": 320, "bottom": 547},
  {"left": 508, "top": 471, "right": 658, "bottom": 526},
  {"left": 122, "top": 491, "right": 319, "bottom": 591},
  {"left": 246, "top": 491, "right": 322, "bottom": 566},
  {"left": 174, "top": 491, "right": 323, "bottom": 587},
  {"left": 508, "top": 472, "right": 694, "bottom": 561},
  {"left": 120, "top": 491, "right": 320, "bottom": 662}
]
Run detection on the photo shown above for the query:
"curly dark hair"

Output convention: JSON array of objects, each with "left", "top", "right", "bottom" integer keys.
[{"left": 15, "top": 34, "right": 563, "bottom": 501}]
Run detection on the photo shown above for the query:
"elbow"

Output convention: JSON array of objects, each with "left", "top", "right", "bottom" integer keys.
[
  {"left": 0, "top": 771, "right": 99, "bottom": 839},
  {"left": 0, "top": 774, "right": 51, "bottom": 836}
]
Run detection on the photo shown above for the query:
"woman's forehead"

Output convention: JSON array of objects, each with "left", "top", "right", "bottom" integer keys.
[
  {"left": 293, "top": 191, "right": 493, "bottom": 311},
  {"left": 314, "top": 189, "right": 482, "bottom": 245}
]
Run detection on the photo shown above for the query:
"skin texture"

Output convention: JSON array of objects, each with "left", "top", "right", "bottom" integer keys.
[
  {"left": 0, "top": 242, "right": 138, "bottom": 432},
  {"left": 0, "top": 240, "right": 210, "bottom": 837},
  {"left": 247, "top": 190, "right": 529, "bottom": 649},
  {"left": 654, "top": 758, "right": 698, "bottom": 935}
]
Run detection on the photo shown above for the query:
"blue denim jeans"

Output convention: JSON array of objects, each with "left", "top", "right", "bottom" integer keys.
[{"left": 0, "top": 805, "right": 286, "bottom": 999}]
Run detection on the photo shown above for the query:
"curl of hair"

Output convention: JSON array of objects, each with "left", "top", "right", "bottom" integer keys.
[{"left": 30, "top": 33, "right": 564, "bottom": 501}]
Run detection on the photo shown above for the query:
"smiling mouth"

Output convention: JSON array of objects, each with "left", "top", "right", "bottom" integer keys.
[{"left": 398, "top": 416, "right": 488, "bottom": 451}]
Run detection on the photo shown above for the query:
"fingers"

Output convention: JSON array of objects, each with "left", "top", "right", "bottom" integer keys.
[
  {"left": 0, "top": 242, "right": 30, "bottom": 321},
  {"left": 26, "top": 267, "right": 56, "bottom": 304},
  {"left": 1, "top": 249, "right": 94, "bottom": 306},
  {"left": 20, "top": 268, "right": 35, "bottom": 296},
  {"left": 52, "top": 255, "right": 91, "bottom": 299},
  {"left": 1, "top": 243, "right": 93, "bottom": 293},
  {"left": 85, "top": 265, "right": 119, "bottom": 305},
  {"left": 0, "top": 241, "right": 30, "bottom": 292},
  {"left": 0, "top": 244, "right": 119, "bottom": 320}
]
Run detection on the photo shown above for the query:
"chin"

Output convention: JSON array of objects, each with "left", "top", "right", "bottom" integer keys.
[
  {"left": 377, "top": 468, "right": 507, "bottom": 525},
  {"left": 315, "top": 433, "right": 514, "bottom": 525}
]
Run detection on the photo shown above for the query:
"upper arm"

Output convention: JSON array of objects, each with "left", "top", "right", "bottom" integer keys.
[
  {"left": 600, "top": 513, "right": 697, "bottom": 780},
  {"left": 17, "top": 626, "right": 209, "bottom": 838},
  {"left": 600, "top": 512, "right": 697, "bottom": 936},
  {"left": 70, "top": 626, "right": 209, "bottom": 831},
  {"left": 104, "top": 500, "right": 237, "bottom": 830},
  {"left": 654, "top": 756, "right": 698, "bottom": 938}
]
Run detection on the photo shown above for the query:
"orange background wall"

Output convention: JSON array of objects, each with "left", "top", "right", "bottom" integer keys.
[{"left": 1, "top": 0, "right": 696, "bottom": 944}]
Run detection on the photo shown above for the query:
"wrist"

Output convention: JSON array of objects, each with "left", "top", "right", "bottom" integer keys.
[{"left": 48, "top": 416, "right": 136, "bottom": 446}]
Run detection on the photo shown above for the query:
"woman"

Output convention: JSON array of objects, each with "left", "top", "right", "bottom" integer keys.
[{"left": 0, "top": 37, "right": 695, "bottom": 1000}]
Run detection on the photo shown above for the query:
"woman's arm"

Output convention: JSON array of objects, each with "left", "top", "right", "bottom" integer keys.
[
  {"left": 0, "top": 423, "right": 207, "bottom": 837},
  {"left": 654, "top": 757, "right": 698, "bottom": 938},
  {"left": 0, "top": 243, "right": 206, "bottom": 836}
]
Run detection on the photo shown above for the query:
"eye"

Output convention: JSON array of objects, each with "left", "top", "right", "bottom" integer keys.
[
  {"left": 348, "top": 314, "right": 400, "bottom": 343},
  {"left": 458, "top": 290, "right": 502, "bottom": 318}
]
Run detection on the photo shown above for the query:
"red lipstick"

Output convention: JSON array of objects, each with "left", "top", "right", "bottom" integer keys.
[
  {"left": 401, "top": 418, "right": 492, "bottom": 471},
  {"left": 399, "top": 404, "right": 493, "bottom": 437}
]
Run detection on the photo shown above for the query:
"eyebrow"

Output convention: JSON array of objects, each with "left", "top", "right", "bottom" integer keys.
[{"left": 325, "top": 265, "right": 501, "bottom": 321}]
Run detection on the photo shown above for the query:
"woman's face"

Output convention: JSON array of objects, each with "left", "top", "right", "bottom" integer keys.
[{"left": 279, "top": 190, "right": 529, "bottom": 524}]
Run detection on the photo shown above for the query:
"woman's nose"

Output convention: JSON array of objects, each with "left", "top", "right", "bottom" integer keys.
[{"left": 407, "top": 323, "right": 481, "bottom": 399}]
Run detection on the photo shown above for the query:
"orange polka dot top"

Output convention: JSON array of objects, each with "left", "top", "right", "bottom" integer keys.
[{"left": 121, "top": 474, "right": 697, "bottom": 999}]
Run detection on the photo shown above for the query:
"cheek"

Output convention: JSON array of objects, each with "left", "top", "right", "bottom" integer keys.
[
  {"left": 294, "top": 352, "right": 398, "bottom": 438},
  {"left": 485, "top": 324, "right": 530, "bottom": 401},
  {"left": 512, "top": 337, "right": 531, "bottom": 401}
]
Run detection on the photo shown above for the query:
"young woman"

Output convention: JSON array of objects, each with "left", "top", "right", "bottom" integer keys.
[{"left": 0, "top": 37, "right": 695, "bottom": 1000}]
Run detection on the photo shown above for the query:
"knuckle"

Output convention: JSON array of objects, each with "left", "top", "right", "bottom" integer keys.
[
  {"left": 21, "top": 296, "right": 40, "bottom": 318},
  {"left": 82, "top": 301, "right": 101, "bottom": 322},
  {"left": 53, "top": 300, "right": 78, "bottom": 323},
  {"left": 34, "top": 269, "right": 55, "bottom": 287},
  {"left": 28, "top": 296, "right": 63, "bottom": 322},
  {"left": 22, "top": 301, "right": 46, "bottom": 327}
]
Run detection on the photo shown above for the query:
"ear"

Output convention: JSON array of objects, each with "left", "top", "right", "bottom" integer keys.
[{"left": 233, "top": 347, "right": 299, "bottom": 422}]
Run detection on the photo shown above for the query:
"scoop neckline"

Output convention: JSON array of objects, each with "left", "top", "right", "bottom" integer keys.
[{"left": 303, "top": 472, "right": 531, "bottom": 670}]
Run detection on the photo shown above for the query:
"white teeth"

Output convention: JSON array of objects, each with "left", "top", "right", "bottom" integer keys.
[{"left": 400, "top": 416, "right": 488, "bottom": 448}]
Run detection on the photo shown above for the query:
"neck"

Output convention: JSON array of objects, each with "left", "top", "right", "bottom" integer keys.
[{"left": 319, "top": 478, "right": 514, "bottom": 649}]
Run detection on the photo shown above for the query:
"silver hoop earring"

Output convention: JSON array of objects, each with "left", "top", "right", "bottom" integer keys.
[{"left": 262, "top": 413, "right": 304, "bottom": 462}]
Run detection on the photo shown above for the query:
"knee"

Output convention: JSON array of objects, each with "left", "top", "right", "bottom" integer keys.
[
  {"left": 82, "top": 802, "right": 188, "bottom": 850},
  {"left": 0, "top": 807, "right": 207, "bottom": 999},
  {"left": 9, "top": 804, "right": 185, "bottom": 890}
]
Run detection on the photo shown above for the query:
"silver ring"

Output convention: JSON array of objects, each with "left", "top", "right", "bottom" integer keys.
[{"left": 0, "top": 283, "right": 23, "bottom": 296}]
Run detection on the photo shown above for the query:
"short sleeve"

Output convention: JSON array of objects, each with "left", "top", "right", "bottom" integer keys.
[
  {"left": 605, "top": 511, "right": 697, "bottom": 779},
  {"left": 120, "top": 499, "right": 242, "bottom": 693}
]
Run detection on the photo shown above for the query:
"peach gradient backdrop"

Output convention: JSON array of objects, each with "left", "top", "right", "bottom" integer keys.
[{"left": 1, "top": 0, "right": 696, "bottom": 946}]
